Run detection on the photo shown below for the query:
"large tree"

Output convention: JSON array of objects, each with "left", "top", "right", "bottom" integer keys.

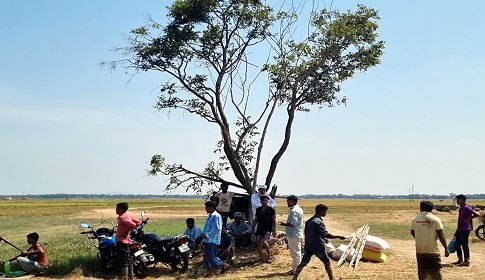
[{"left": 109, "top": 0, "right": 384, "bottom": 196}]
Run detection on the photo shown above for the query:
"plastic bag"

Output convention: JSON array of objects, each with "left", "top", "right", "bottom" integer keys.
[{"left": 448, "top": 239, "right": 456, "bottom": 253}]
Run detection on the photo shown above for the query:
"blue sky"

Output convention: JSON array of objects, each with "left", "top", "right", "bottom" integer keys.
[{"left": 1, "top": 1, "right": 484, "bottom": 196}]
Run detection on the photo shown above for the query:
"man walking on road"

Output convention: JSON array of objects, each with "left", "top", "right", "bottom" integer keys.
[
  {"left": 411, "top": 200, "right": 450, "bottom": 280},
  {"left": 279, "top": 195, "right": 304, "bottom": 276}
]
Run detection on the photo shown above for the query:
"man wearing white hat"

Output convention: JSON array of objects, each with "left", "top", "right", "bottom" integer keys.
[{"left": 251, "top": 185, "right": 277, "bottom": 220}]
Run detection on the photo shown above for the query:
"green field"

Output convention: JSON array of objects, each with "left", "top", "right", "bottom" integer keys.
[{"left": 0, "top": 198, "right": 482, "bottom": 278}]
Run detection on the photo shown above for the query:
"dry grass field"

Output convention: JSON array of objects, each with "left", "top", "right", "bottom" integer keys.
[{"left": 0, "top": 198, "right": 484, "bottom": 280}]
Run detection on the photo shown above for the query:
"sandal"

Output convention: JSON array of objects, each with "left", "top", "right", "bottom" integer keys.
[
  {"left": 451, "top": 260, "right": 463, "bottom": 265},
  {"left": 458, "top": 261, "right": 470, "bottom": 267},
  {"left": 283, "top": 270, "right": 294, "bottom": 276}
]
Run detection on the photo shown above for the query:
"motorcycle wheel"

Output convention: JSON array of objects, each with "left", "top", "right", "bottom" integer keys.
[
  {"left": 133, "top": 262, "right": 148, "bottom": 278},
  {"left": 475, "top": 225, "right": 485, "bottom": 241},
  {"left": 170, "top": 252, "right": 189, "bottom": 273}
]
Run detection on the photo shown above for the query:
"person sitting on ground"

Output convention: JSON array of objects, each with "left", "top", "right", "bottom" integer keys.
[
  {"left": 218, "top": 227, "right": 236, "bottom": 264},
  {"left": 15, "top": 232, "right": 49, "bottom": 275},
  {"left": 183, "top": 218, "right": 203, "bottom": 254},
  {"left": 227, "top": 212, "right": 252, "bottom": 247}
]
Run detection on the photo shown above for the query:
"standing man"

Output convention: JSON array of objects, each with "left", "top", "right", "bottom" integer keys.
[
  {"left": 279, "top": 195, "right": 304, "bottom": 276},
  {"left": 411, "top": 200, "right": 450, "bottom": 280},
  {"left": 215, "top": 182, "right": 236, "bottom": 227},
  {"left": 452, "top": 194, "right": 479, "bottom": 266},
  {"left": 252, "top": 195, "right": 277, "bottom": 263},
  {"left": 115, "top": 202, "right": 141, "bottom": 280},
  {"left": 251, "top": 185, "right": 277, "bottom": 220},
  {"left": 201, "top": 201, "right": 230, "bottom": 275},
  {"left": 292, "top": 204, "right": 345, "bottom": 280}
]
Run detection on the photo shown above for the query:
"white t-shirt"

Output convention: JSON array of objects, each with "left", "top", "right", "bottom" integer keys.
[
  {"left": 216, "top": 191, "right": 235, "bottom": 213},
  {"left": 411, "top": 211, "right": 444, "bottom": 254},
  {"left": 251, "top": 193, "right": 277, "bottom": 218}
]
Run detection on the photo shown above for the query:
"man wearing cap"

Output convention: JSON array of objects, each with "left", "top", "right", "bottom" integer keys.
[
  {"left": 251, "top": 185, "right": 277, "bottom": 220},
  {"left": 227, "top": 212, "right": 252, "bottom": 247},
  {"left": 452, "top": 194, "right": 479, "bottom": 266},
  {"left": 279, "top": 195, "right": 304, "bottom": 276}
]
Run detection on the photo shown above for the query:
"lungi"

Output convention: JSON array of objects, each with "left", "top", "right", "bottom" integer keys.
[{"left": 416, "top": 253, "right": 443, "bottom": 280}]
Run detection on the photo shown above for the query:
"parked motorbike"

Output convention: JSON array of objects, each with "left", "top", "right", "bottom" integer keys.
[
  {"left": 80, "top": 223, "right": 151, "bottom": 278},
  {"left": 130, "top": 211, "right": 191, "bottom": 272}
]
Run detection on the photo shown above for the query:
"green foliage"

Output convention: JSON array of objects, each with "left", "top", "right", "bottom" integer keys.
[
  {"left": 265, "top": 5, "right": 385, "bottom": 111},
  {"left": 116, "top": 1, "right": 385, "bottom": 195}
]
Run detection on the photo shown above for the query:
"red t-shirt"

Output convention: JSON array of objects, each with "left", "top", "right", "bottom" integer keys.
[
  {"left": 28, "top": 242, "right": 48, "bottom": 267},
  {"left": 116, "top": 213, "right": 141, "bottom": 244}
]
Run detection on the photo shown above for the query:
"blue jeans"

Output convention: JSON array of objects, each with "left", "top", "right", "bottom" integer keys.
[
  {"left": 203, "top": 243, "right": 224, "bottom": 270},
  {"left": 454, "top": 230, "right": 470, "bottom": 259},
  {"left": 220, "top": 212, "right": 230, "bottom": 228},
  {"left": 15, "top": 257, "right": 47, "bottom": 273}
]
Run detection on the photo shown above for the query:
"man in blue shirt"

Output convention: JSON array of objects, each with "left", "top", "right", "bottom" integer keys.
[
  {"left": 183, "top": 218, "right": 203, "bottom": 254},
  {"left": 292, "top": 204, "right": 345, "bottom": 280},
  {"left": 201, "top": 201, "right": 230, "bottom": 275}
]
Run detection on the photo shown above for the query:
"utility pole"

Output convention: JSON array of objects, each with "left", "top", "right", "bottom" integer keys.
[{"left": 412, "top": 186, "right": 415, "bottom": 202}]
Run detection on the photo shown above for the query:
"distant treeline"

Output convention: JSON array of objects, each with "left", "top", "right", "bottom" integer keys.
[{"left": 2, "top": 193, "right": 485, "bottom": 199}]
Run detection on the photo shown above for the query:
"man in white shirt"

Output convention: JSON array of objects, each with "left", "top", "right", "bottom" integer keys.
[
  {"left": 279, "top": 195, "right": 304, "bottom": 275},
  {"left": 251, "top": 185, "right": 276, "bottom": 220},
  {"left": 215, "top": 183, "right": 236, "bottom": 227}
]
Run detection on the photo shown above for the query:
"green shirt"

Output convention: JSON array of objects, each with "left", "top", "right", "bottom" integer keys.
[{"left": 219, "top": 233, "right": 235, "bottom": 249}]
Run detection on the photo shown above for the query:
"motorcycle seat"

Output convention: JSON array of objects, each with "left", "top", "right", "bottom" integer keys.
[
  {"left": 158, "top": 237, "right": 176, "bottom": 245},
  {"left": 141, "top": 233, "right": 174, "bottom": 245}
]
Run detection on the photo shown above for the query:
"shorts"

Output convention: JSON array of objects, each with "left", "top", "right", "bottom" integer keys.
[
  {"left": 256, "top": 231, "right": 271, "bottom": 241},
  {"left": 301, "top": 249, "right": 330, "bottom": 264}
]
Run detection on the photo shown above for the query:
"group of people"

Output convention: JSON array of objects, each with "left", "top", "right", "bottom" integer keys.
[
  {"left": 1, "top": 191, "right": 481, "bottom": 280},
  {"left": 186, "top": 183, "right": 346, "bottom": 280},
  {"left": 411, "top": 194, "right": 480, "bottom": 280}
]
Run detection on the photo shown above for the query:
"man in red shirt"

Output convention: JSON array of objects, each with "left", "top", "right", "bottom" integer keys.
[{"left": 115, "top": 202, "right": 141, "bottom": 280}]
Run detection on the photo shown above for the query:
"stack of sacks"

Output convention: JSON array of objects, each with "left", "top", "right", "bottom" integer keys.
[
  {"left": 346, "top": 233, "right": 390, "bottom": 263},
  {"left": 325, "top": 241, "right": 336, "bottom": 257},
  {"left": 331, "top": 244, "right": 355, "bottom": 262}
]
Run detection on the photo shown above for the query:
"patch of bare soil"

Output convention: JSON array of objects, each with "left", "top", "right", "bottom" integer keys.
[{"left": 75, "top": 208, "right": 208, "bottom": 220}]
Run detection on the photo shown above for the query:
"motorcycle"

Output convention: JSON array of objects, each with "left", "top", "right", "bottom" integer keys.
[
  {"left": 79, "top": 222, "right": 151, "bottom": 278},
  {"left": 130, "top": 211, "right": 191, "bottom": 272}
]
